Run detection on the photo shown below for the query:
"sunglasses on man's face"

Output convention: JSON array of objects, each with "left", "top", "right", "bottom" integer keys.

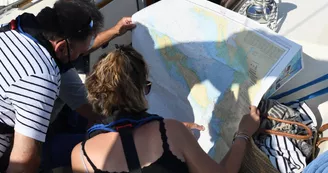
[{"left": 145, "top": 81, "right": 152, "bottom": 95}]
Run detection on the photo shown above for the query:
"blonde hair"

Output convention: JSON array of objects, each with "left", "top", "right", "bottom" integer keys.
[{"left": 85, "top": 45, "right": 149, "bottom": 116}]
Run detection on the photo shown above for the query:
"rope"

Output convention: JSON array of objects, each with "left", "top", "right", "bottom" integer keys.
[{"left": 237, "top": 0, "right": 279, "bottom": 32}]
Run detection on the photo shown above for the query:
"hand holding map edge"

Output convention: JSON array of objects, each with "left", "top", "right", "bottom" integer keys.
[
  {"left": 238, "top": 106, "right": 261, "bottom": 137},
  {"left": 113, "top": 17, "right": 136, "bottom": 36}
]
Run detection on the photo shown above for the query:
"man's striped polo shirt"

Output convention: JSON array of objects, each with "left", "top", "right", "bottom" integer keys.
[{"left": 0, "top": 29, "right": 60, "bottom": 157}]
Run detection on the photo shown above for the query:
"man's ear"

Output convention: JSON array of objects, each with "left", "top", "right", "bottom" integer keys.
[{"left": 54, "top": 40, "right": 67, "bottom": 59}]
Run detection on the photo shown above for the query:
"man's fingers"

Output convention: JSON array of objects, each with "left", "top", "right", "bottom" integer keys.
[
  {"left": 124, "top": 16, "right": 132, "bottom": 21},
  {"left": 127, "top": 24, "right": 136, "bottom": 29},
  {"left": 120, "top": 17, "right": 136, "bottom": 30},
  {"left": 123, "top": 17, "right": 133, "bottom": 24}
]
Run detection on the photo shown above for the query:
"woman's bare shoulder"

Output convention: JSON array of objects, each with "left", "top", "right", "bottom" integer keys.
[
  {"left": 163, "top": 119, "right": 188, "bottom": 129},
  {"left": 162, "top": 119, "right": 191, "bottom": 142},
  {"left": 71, "top": 142, "right": 85, "bottom": 172},
  {"left": 164, "top": 119, "right": 187, "bottom": 130},
  {"left": 71, "top": 133, "right": 120, "bottom": 172}
]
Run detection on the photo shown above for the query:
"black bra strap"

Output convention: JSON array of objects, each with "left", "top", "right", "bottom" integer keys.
[
  {"left": 81, "top": 140, "right": 102, "bottom": 172},
  {"left": 119, "top": 127, "right": 142, "bottom": 173},
  {"left": 158, "top": 119, "right": 170, "bottom": 152}
]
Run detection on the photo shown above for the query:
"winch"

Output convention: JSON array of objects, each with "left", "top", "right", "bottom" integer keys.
[{"left": 238, "top": 0, "right": 279, "bottom": 32}]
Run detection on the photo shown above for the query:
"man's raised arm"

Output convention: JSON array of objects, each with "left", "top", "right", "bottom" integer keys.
[{"left": 85, "top": 17, "right": 136, "bottom": 54}]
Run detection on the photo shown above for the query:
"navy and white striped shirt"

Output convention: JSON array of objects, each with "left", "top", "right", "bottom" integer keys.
[{"left": 0, "top": 29, "right": 60, "bottom": 157}]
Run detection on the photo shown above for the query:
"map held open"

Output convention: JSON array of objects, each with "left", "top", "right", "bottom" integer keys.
[{"left": 132, "top": 0, "right": 303, "bottom": 161}]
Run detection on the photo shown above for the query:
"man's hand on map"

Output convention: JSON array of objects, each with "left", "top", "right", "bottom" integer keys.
[
  {"left": 238, "top": 106, "right": 261, "bottom": 137},
  {"left": 113, "top": 17, "right": 136, "bottom": 36},
  {"left": 183, "top": 122, "right": 205, "bottom": 131}
]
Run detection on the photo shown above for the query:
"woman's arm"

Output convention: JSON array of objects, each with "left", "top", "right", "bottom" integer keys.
[
  {"left": 166, "top": 119, "right": 221, "bottom": 173},
  {"left": 219, "top": 106, "right": 261, "bottom": 172},
  {"left": 171, "top": 106, "right": 260, "bottom": 173},
  {"left": 218, "top": 137, "right": 248, "bottom": 172}
]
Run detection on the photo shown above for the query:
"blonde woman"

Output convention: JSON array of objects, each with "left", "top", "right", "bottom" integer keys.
[{"left": 71, "top": 45, "right": 261, "bottom": 173}]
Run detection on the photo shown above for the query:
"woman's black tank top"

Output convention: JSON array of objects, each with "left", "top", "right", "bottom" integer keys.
[{"left": 81, "top": 116, "right": 189, "bottom": 173}]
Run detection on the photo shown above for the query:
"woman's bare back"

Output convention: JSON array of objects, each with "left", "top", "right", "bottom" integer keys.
[{"left": 72, "top": 119, "right": 186, "bottom": 172}]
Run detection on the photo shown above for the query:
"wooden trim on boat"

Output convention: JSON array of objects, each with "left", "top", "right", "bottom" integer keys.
[{"left": 17, "top": 0, "right": 31, "bottom": 8}]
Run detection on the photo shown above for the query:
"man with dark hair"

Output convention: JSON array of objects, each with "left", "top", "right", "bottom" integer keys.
[
  {"left": 0, "top": 0, "right": 104, "bottom": 172},
  {"left": 49, "top": 16, "right": 136, "bottom": 129},
  {"left": 39, "top": 16, "right": 139, "bottom": 171}
]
